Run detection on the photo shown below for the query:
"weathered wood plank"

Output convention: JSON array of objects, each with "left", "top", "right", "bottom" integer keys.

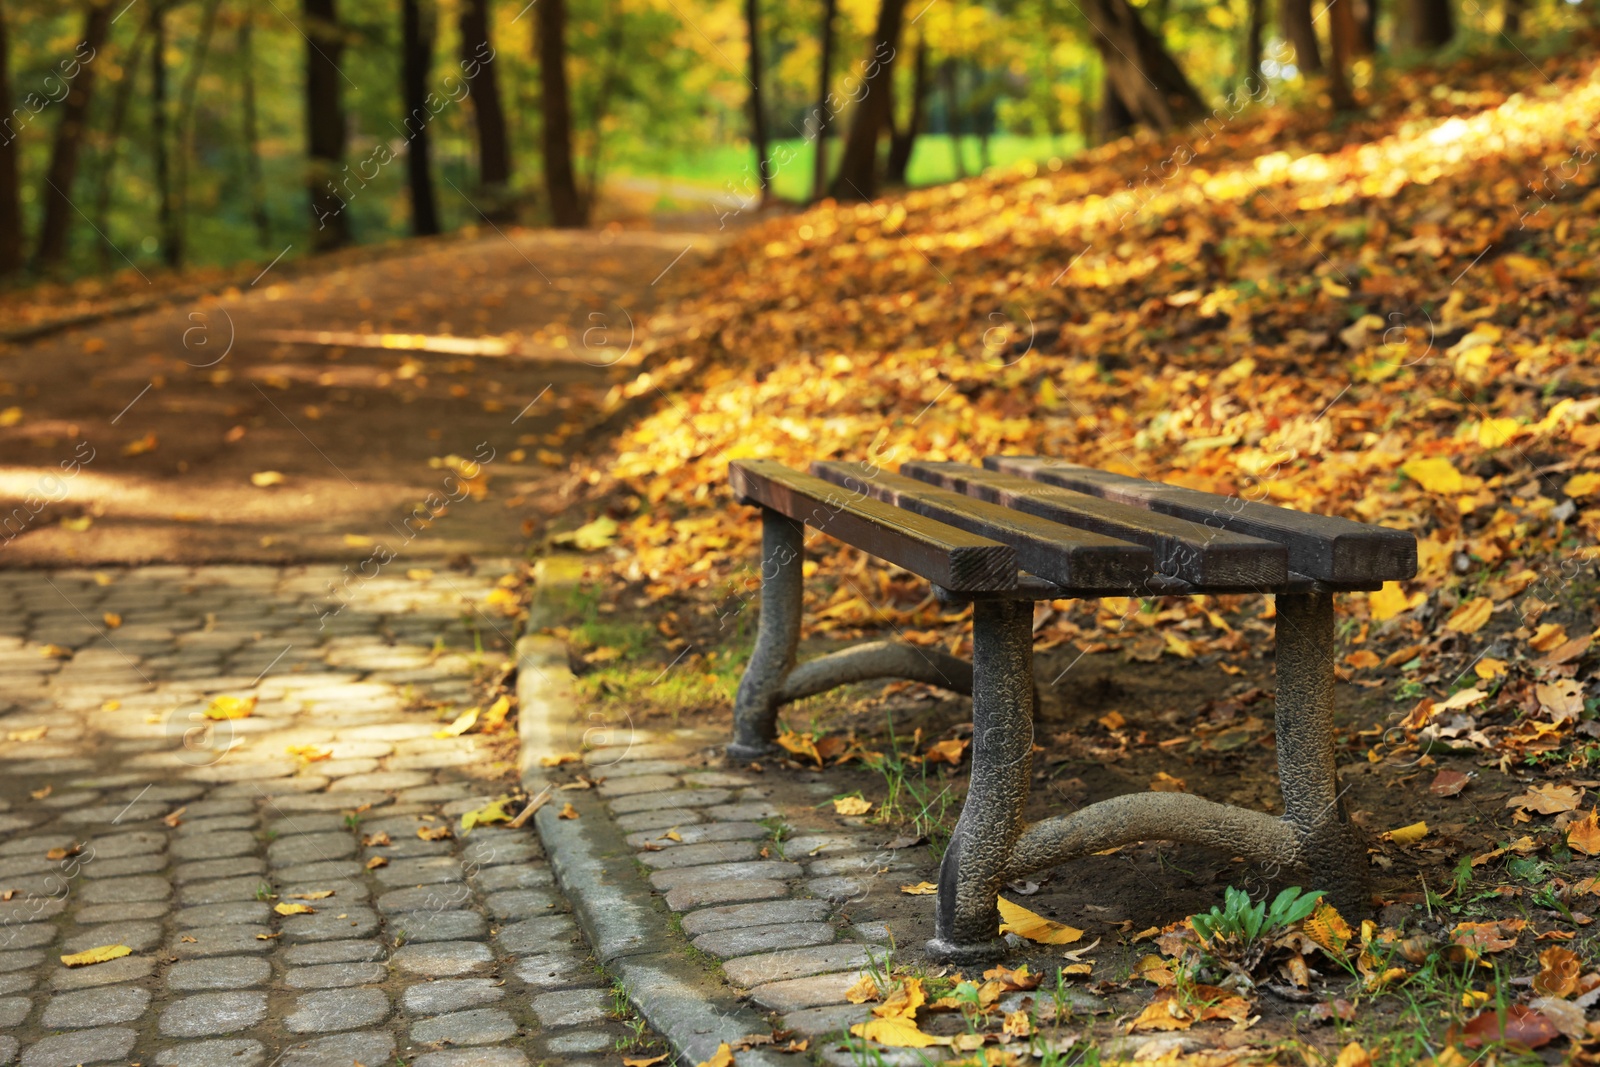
[
  {"left": 729, "top": 460, "right": 1018, "bottom": 591},
  {"left": 901, "top": 461, "right": 1289, "bottom": 591},
  {"left": 810, "top": 462, "right": 1154, "bottom": 593},
  {"left": 988, "top": 456, "right": 1418, "bottom": 584}
]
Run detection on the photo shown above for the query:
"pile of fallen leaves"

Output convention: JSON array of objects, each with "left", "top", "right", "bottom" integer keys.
[{"left": 570, "top": 38, "right": 1600, "bottom": 767}]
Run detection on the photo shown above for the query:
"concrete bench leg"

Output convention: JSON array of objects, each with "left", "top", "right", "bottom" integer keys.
[
  {"left": 1274, "top": 591, "right": 1370, "bottom": 915},
  {"left": 928, "top": 596, "right": 1035, "bottom": 964},
  {"left": 729, "top": 508, "right": 804, "bottom": 760}
]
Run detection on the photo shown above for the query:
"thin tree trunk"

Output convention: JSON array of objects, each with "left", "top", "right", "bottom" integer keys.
[
  {"left": 1281, "top": 0, "right": 1323, "bottom": 72},
  {"left": 93, "top": 25, "right": 149, "bottom": 271},
  {"left": 1327, "top": 0, "right": 1357, "bottom": 110},
  {"left": 744, "top": 0, "right": 769, "bottom": 200},
  {"left": 35, "top": 1, "right": 113, "bottom": 271},
  {"left": 941, "top": 57, "right": 965, "bottom": 178},
  {"left": 459, "top": 0, "right": 512, "bottom": 218},
  {"left": 810, "top": 0, "right": 837, "bottom": 201},
  {"left": 829, "top": 0, "right": 907, "bottom": 201},
  {"left": 305, "top": 0, "right": 349, "bottom": 251},
  {"left": 535, "top": 0, "right": 583, "bottom": 226},
  {"left": 1098, "top": 68, "right": 1134, "bottom": 141},
  {"left": 884, "top": 33, "right": 926, "bottom": 186},
  {"left": 1081, "top": 0, "right": 1202, "bottom": 131},
  {"left": 402, "top": 0, "right": 440, "bottom": 235},
  {"left": 580, "top": 0, "right": 624, "bottom": 212},
  {"left": 152, "top": 4, "right": 174, "bottom": 265},
  {"left": 1395, "top": 0, "right": 1453, "bottom": 47},
  {"left": 172, "top": 0, "right": 222, "bottom": 268},
  {"left": 0, "top": 0, "right": 23, "bottom": 278},
  {"left": 1502, "top": 0, "right": 1524, "bottom": 34},
  {"left": 1244, "top": 0, "right": 1265, "bottom": 88},
  {"left": 238, "top": 16, "right": 271, "bottom": 248},
  {"left": 1354, "top": 0, "right": 1377, "bottom": 52}
]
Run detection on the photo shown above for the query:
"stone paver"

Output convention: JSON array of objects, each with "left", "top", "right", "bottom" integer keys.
[{"left": 0, "top": 565, "right": 654, "bottom": 1066}]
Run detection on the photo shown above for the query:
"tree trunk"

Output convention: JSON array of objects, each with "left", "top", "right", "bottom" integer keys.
[
  {"left": 941, "top": 57, "right": 965, "bottom": 178},
  {"left": 1502, "top": 0, "right": 1524, "bottom": 35},
  {"left": 535, "top": 0, "right": 584, "bottom": 226},
  {"left": 810, "top": 0, "right": 837, "bottom": 201},
  {"left": 1327, "top": 0, "right": 1357, "bottom": 110},
  {"left": 1243, "top": 0, "right": 1265, "bottom": 88},
  {"left": 93, "top": 24, "right": 149, "bottom": 271},
  {"left": 1280, "top": 0, "right": 1323, "bottom": 73},
  {"left": 0, "top": 0, "right": 22, "bottom": 278},
  {"left": 1080, "top": 0, "right": 1202, "bottom": 131},
  {"left": 1354, "top": 0, "right": 1377, "bottom": 53},
  {"left": 402, "top": 0, "right": 440, "bottom": 236},
  {"left": 460, "top": 0, "right": 512, "bottom": 218},
  {"left": 744, "top": 0, "right": 769, "bottom": 200},
  {"left": 884, "top": 33, "right": 925, "bottom": 185},
  {"left": 34, "top": 1, "right": 113, "bottom": 272},
  {"left": 239, "top": 16, "right": 271, "bottom": 247},
  {"left": 152, "top": 4, "right": 174, "bottom": 266},
  {"left": 580, "top": 0, "right": 624, "bottom": 212},
  {"left": 1395, "top": 0, "right": 1453, "bottom": 48},
  {"left": 305, "top": 0, "right": 349, "bottom": 251},
  {"left": 829, "top": 0, "right": 907, "bottom": 201},
  {"left": 1098, "top": 68, "right": 1134, "bottom": 141},
  {"left": 172, "top": 0, "right": 222, "bottom": 268}
]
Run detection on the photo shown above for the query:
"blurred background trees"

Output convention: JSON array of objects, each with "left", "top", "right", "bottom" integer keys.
[{"left": 0, "top": 0, "right": 1588, "bottom": 279}]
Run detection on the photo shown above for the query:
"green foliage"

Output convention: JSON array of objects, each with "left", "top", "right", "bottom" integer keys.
[{"left": 1189, "top": 885, "right": 1324, "bottom": 950}]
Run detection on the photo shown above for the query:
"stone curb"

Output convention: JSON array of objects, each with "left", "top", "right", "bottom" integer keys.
[{"left": 515, "top": 630, "right": 792, "bottom": 1067}]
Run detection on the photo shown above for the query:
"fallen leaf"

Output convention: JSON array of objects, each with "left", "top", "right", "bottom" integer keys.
[
  {"left": 1532, "top": 945, "right": 1582, "bottom": 997},
  {"left": 1536, "top": 679, "right": 1584, "bottom": 722},
  {"left": 1506, "top": 784, "right": 1583, "bottom": 815},
  {"left": 1528, "top": 996, "right": 1588, "bottom": 1041},
  {"left": 832, "top": 796, "right": 872, "bottom": 816},
  {"left": 1384, "top": 821, "right": 1429, "bottom": 845},
  {"left": 623, "top": 1057, "right": 669, "bottom": 1067},
  {"left": 365, "top": 856, "right": 388, "bottom": 869},
  {"left": 6, "top": 725, "right": 47, "bottom": 742},
  {"left": 849, "top": 1016, "right": 942, "bottom": 1048},
  {"left": 1429, "top": 770, "right": 1472, "bottom": 797},
  {"left": 873, "top": 977, "right": 926, "bottom": 1020},
  {"left": 29, "top": 785, "right": 51, "bottom": 800},
  {"left": 460, "top": 797, "right": 514, "bottom": 834},
  {"left": 844, "top": 973, "right": 879, "bottom": 1003},
  {"left": 538, "top": 753, "right": 580, "bottom": 767},
  {"left": 480, "top": 695, "right": 513, "bottom": 733},
  {"left": 290, "top": 890, "right": 335, "bottom": 900},
  {"left": 694, "top": 1042, "right": 735, "bottom": 1067},
  {"left": 1149, "top": 771, "right": 1187, "bottom": 792},
  {"left": 204, "top": 695, "right": 256, "bottom": 721},
  {"left": 558, "top": 803, "right": 579, "bottom": 819},
  {"left": 60, "top": 944, "right": 132, "bottom": 967},
  {"left": 46, "top": 843, "right": 81, "bottom": 861},
  {"left": 924, "top": 738, "right": 969, "bottom": 765},
  {"left": 273, "top": 902, "right": 315, "bottom": 916},
  {"left": 1462, "top": 1003, "right": 1558, "bottom": 1050},
  {"left": 434, "top": 706, "right": 479, "bottom": 738},
  {"left": 406, "top": 568, "right": 434, "bottom": 580},
  {"left": 250, "top": 471, "right": 285, "bottom": 487},
  {"left": 1474, "top": 657, "right": 1508, "bottom": 680},
  {"left": 1568, "top": 809, "right": 1600, "bottom": 856},
  {"left": 285, "top": 745, "right": 332, "bottom": 762},
  {"left": 1403, "top": 457, "right": 1468, "bottom": 494},
  {"left": 1304, "top": 901, "right": 1354, "bottom": 957},
  {"left": 900, "top": 882, "right": 938, "bottom": 895},
  {"left": 997, "top": 896, "right": 1083, "bottom": 945},
  {"left": 101, "top": 612, "right": 121, "bottom": 628},
  {"left": 416, "top": 825, "right": 453, "bottom": 841},
  {"left": 1445, "top": 597, "right": 1493, "bottom": 634},
  {"left": 552, "top": 515, "right": 618, "bottom": 551},
  {"left": 1563, "top": 472, "right": 1600, "bottom": 498},
  {"left": 361, "top": 831, "right": 391, "bottom": 847},
  {"left": 122, "top": 433, "right": 158, "bottom": 457}
]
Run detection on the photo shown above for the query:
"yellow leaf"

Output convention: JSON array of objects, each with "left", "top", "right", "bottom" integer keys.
[
  {"left": 60, "top": 944, "right": 132, "bottom": 967},
  {"left": 1477, "top": 418, "right": 1520, "bottom": 449},
  {"left": 365, "top": 856, "right": 388, "bottom": 869},
  {"left": 342, "top": 534, "right": 374, "bottom": 547},
  {"left": 1474, "top": 657, "right": 1508, "bottom": 680},
  {"left": 1563, "top": 472, "right": 1600, "bottom": 498},
  {"left": 1304, "top": 900, "right": 1354, "bottom": 956},
  {"left": 660, "top": 829, "right": 682, "bottom": 842},
  {"left": 274, "top": 902, "right": 315, "bottom": 916},
  {"left": 1444, "top": 597, "right": 1493, "bottom": 634},
  {"left": 60, "top": 516, "right": 92, "bottom": 532},
  {"left": 552, "top": 515, "right": 618, "bottom": 551},
  {"left": 406, "top": 568, "right": 435, "bottom": 580},
  {"left": 102, "top": 612, "right": 121, "bottom": 629},
  {"left": 776, "top": 730, "right": 822, "bottom": 766},
  {"left": 1368, "top": 582, "right": 1422, "bottom": 621},
  {"left": 996, "top": 897, "right": 1083, "bottom": 945},
  {"left": 832, "top": 796, "right": 872, "bottom": 816},
  {"left": 924, "top": 738, "right": 969, "bottom": 765},
  {"left": 290, "top": 890, "right": 335, "bottom": 900},
  {"left": 1506, "top": 783, "right": 1583, "bottom": 814},
  {"left": 1334, "top": 1043, "right": 1372, "bottom": 1067},
  {"left": 416, "top": 825, "right": 453, "bottom": 841},
  {"left": 461, "top": 797, "right": 514, "bottom": 834},
  {"left": 849, "top": 1017, "right": 942, "bottom": 1048},
  {"left": 1062, "top": 962, "right": 1093, "bottom": 975},
  {"left": 900, "top": 882, "right": 938, "bottom": 895},
  {"left": 1321, "top": 276, "right": 1351, "bottom": 298},
  {"left": 0, "top": 406, "right": 20, "bottom": 426},
  {"left": 694, "top": 1042, "right": 735, "bottom": 1067},
  {"left": 1149, "top": 771, "right": 1187, "bottom": 792},
  {"left": 101, "top": 700, "right": 121, "bottom": 712},
  {"left": 1402, "top": 457, "right": 1466, "bottom": 494},
  {"left": 122, "top": 433, "right": 158, "bottom": 457},
  {"left": 250, "top": 471, "right": 285, "bottom": 487},
  {"left": 1385, "top": 821, "right": 1429, "bottom": 845},
  {"left": 434, "top": 706, "right": 478, "bottom": 738},
  {"left": 6, "top": 725, "right": 46, "bottom": 742},
  {"left": 1566, "top": 810, "right": 1600, "bottom": 856},
  {"left": 285, "top": 745, "right": 332, "bottom": 762},
  {"left": 558, "top": 802, "right": 579, "bottom": 820},
  {"left": 873, "top": 977, "right": 926, "bottom": 1020},
  {"left": 204, "top": 695, "right": 257, "bottom": 720},
  {"left": 844, "top": 973, "right": 880, "bottom": 1003},
  {"left": 1002, "top": 1010, "right": 1031, "bottom": 1038},
  {"left": 624, "top": 1057, "right": 669, "bottom": 1067},
  {"left": 538, "top": 752, "right": 580, "bottom": 767},
  {"left": 480, "top": 696, "right": 512, "bottom": 733}
]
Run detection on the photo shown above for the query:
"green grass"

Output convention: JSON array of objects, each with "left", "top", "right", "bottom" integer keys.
[{"left": 612, "top": 132, "right": 1086, "bottom": 204}]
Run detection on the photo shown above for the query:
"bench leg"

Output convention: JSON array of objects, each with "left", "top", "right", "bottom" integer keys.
[
  {"left": 1274, "top": 591, "right": 1370, "bottom": 916},
  {"left": 928, "top": 597, "right": 1034, "bottom": 963},
  {"left": 729, "top": 508, "right": 804, "bottom": 760}
]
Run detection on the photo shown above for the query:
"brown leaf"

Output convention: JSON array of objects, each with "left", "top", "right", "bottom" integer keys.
[
  {"left": 1429, "top": 770, "right": 1472, "bottom": 796},
  {"left": 1461, "top": 1004, "right": 1558, "bottom": 1050},
  {"left": 1532, "top": 945, "right": 1582, "bottom": 997},
  {"left": 1506, "top": 784, "right": 1583, "bottom": 815}
]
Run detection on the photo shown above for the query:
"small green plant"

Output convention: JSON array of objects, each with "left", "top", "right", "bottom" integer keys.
[
  {"left": 1190, "top": 886, "right": 1324, "bottom": 955},
  {"left": 343, "top": 812, "right": 362, "bottom": 830},
  {"left": 607, "top": 979, "right": 634, "bottom": 1019},
  {"left": 758, "top": 816, "right": 791, "bottom": 860},
  {"left": 613, "top": 1017, "right": 650, "bottom": 1051},
  {"left": 254, "top": 882, "right": 273, "bottom": 901}
]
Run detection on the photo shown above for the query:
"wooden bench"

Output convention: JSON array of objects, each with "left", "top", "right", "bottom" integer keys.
[{"left": 727, "top": 456, "right": 1417, "bottom": 963}]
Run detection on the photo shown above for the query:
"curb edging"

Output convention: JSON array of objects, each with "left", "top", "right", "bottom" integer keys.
[{"left": 515, "top": 631, "right": 793, "bottom": 1067}]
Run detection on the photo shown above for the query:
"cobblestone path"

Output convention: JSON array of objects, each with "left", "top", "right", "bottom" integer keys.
[{"left": 0, "top": 563, "right": 645, "bottom": 1067}]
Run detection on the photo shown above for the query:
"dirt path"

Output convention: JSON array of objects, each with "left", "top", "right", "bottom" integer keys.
[{"left": 0, "top": 226, "right": 723, "bottom": 567}]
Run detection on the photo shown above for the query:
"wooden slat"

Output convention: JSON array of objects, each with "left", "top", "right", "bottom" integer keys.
[
  {"left": 988, "top": 456, "right": 1418, "bottom": 584},
  {"left": 810, "top": 462, "right": 1154, "bottom": 593},
  {"left": 901, "top": 461, "right": 1289, "bottom": 591},
  {"left": 729, "top": 460, "right": 1018, "bottom": 592}
]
